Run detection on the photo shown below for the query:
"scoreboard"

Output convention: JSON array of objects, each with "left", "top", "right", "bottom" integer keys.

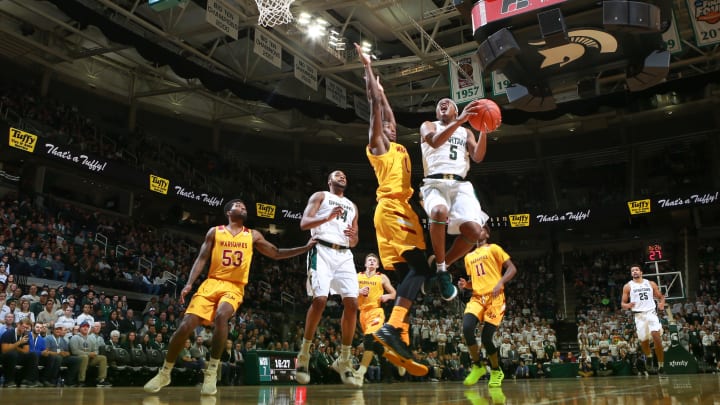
[{"left": 245, "top": 350, "right": 298, "bottom": 385}]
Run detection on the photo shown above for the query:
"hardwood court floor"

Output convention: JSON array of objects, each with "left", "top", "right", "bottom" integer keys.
[{"left": 3, "top": 374, "right": 718, "bottom": 405}]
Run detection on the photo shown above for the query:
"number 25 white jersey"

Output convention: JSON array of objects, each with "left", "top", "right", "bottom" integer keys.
[{"left": 628, "top": 279, "right": 655, "bottom": 312}]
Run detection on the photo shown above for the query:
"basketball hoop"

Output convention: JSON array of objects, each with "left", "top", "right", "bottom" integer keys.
[{"left": 255, "top": 0, "right": 294, "bottom": 27}]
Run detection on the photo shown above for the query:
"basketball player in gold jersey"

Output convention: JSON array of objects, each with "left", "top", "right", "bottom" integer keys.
[
  {"left": 356, "top": 253, "right": 396, "bottom": 385},
  {"left": 458, "top": 225, "right": 516, "bottom": 388},
  {"left": 144, "top": 199, "right": 315, "bottom": 395},
  {"left": 356, "top": 42, "right": 430, "bottom": 376}
]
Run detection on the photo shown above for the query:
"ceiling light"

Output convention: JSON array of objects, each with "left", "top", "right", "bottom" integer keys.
[
  {"left": 298, "top": 12, "right": 311, "bottom": 25},
  {"left": 307, "top": 23, "right": 326, "bottom": 39}
]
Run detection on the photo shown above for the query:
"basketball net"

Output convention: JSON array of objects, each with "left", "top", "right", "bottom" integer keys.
[{"left": 255, "top": 0, "right": 294, "bottom": 27}]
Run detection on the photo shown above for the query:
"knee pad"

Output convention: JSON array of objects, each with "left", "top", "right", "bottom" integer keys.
[
  {"left": 482, "top": 324, "right": 498, "bottom": 355},
  {"left": 462, "top": 313, "right": 479, "bottom": 346}
]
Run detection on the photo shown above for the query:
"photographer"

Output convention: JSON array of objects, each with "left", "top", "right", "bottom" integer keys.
[
  {"left": 578, "top": 354, "right": 594, "bottom": 378},
  {"left": 0, "top": 317, "right": 40, "bottom": 387}
]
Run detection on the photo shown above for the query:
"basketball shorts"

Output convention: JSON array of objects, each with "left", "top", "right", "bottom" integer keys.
[
  {"left": 633, "top": 310, "right": 662, "bottom": 341},
  {"left": 306, "top": 245, "right": 359, "bottom": 299},
  {"left": 359, "top": 307, "right": 385, "bottom": 335},
  {"left": 420, "top": 179, "right": 489, "bottom": 235},
  {"left": 464, "top": 292, "right": 506, "bottom": 327},
  {"left": 185, "top": 278, "right": 244, "bottom": 324},
  {"left": 374, "top": 198, "right": 426, "bottom": 270}
]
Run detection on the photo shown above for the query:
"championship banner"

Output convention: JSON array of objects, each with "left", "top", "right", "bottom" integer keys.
[
  {"left": 294, "top": 57, "right": 318, "bottom": 91},
  {"left": 627, "top": 199, "right": 651, "bottom": 215},
  {"left": 449, "top": 52, "right": 484, "bottom": 105},
  {"left": 491, "top": 71, "right": 511, "bottom": 96},
  {"left": 206, "top": 0, "right": 240, "bottom": 40},
  {"left": 685, "top": 0, "right": 720, "bottom": 47},
  {"left": 253, "top": 28, "right": 282, "bottom": 68},
  {"left": 662, "top": 11, "right": 683, "bottom": 54},
  {"left": 353, "top": 95, "right": 370, "bottom": 122},
  {"left": 325, "top": 78, "right": 347, "bottom": 108},
  {"left": 8, "top": 127, "right": 38, "bottom": 152}
]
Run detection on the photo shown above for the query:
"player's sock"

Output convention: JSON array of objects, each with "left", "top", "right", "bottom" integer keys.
[
  {"left": 437, "top": 262, "right": 447, "bottom": 272},
  {"left": 341, "top": 345, "right": 352, "bottom": 361},
  {"left": 388, "top": 306, "right": 409, "bottom": 329},
  {"left": 300, "top": 338, "right": 312, "bottom": 356}
]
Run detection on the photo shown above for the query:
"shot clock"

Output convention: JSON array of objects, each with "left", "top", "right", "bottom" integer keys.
[{"left": 647, "top": 244, "right": 664, "bottom": 262}]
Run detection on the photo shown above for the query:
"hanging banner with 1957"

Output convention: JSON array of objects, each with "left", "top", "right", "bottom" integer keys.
[{"left": 449, "top": 52, "right": 484, "bottom": 105}]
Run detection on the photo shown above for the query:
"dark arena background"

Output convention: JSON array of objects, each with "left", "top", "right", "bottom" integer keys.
[{"left": 1, "top": 0, "right": 719, "bottom": 404}]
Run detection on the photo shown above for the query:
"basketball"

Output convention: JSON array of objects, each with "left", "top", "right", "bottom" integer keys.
[{"left": 468, "top": 99, "right": 502, "bottom": 133}]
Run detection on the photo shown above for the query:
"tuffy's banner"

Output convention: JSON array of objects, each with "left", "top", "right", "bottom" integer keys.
[{"left": 7, "top": 127, "right": 223, "bottom": 209}]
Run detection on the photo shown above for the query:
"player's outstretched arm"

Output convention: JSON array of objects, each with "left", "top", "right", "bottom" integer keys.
[
  {"left": 253, "top": 230, "right": 317, "bottom": 260},
  {"left": 356, "top": 42, "right": 389, "bottom": 156}
]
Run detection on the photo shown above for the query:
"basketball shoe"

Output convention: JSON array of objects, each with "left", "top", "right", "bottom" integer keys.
[{"left": 464, "top": 362, "right": 487, "bottom": 386}]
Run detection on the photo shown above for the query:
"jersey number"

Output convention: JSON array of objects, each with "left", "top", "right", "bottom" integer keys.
[
  {"left": 222, "top": 250, "right": 243, "bottom": 266},
  {"left": 474, "top": 262, "right": 486, "bottom": 276},
  {"left": 639, "top": 292, "right": 649, "bottom": 301},
  {"left": 449, "top": 144, "right": 458, "bottom": 160}
]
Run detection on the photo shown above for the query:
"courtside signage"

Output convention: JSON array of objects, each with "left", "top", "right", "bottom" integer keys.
[
  {"left": 627, "top": 199, "right": 651, "bottom": 215},
  {"left": 8, "top": 127, "right": 38, "bottom": 152},
  {"left": 662, "top": 12, "right": 683, "bottom": 54},
  {"left": 149, "top": 174, "right": 170, "bottom": 195}
]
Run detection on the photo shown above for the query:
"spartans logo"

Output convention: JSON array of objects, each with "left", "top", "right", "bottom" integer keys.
[
  {"left": 529, "top": 29, "right": 618, "bottom": 68},
  {"left": 149, "top": 174, "right": 169, "bottom": 195}
]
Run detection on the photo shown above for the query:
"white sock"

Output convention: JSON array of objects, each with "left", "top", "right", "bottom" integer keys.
[
  {"left": 437, "top": 262, "right": 447, "bottom": 272},
  {"left": 300, "top": 338, "right": 312, "bottom": 357},
  {"left": 357, "top": 365, "right": 367, "bottom": 377},
  {"left": 207, "top": 358, "right": 220, "bottom": 373},
  {"left": 162, "top": 361, "right": 174, "bottom": 374},
  {"left": 341, "top": 345, "right": 352, "bottom": 361}
]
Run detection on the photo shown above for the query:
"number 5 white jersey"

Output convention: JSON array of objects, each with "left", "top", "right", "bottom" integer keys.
[
  {"left": 311, "top": 191, "right": 356, "bottom": 246},
  {"left": 421, "top": 121, "right": 470, "bottom": 178},
  {"left": 628, "top": 279, "right": 655, "bottom": 312}
]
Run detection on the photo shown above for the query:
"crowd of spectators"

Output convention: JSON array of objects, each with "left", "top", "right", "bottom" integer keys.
[{"left": 1, "top": 77, "right": 719, "bottom": 389}]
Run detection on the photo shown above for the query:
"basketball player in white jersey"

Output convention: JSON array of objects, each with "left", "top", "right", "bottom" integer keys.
[
  {"left": 419, "top": 98, "right": 489, "bottom": 301},
  {"left": 621, "top": 264, "right": 667, "bottom": 378},
  {"left": 295, "top": 170, "right": 361, "bottom": 387}
]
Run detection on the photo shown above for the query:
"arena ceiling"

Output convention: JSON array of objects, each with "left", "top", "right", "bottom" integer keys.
[{"left": 1, "top": 0, "right": 719, "bottom": 147}]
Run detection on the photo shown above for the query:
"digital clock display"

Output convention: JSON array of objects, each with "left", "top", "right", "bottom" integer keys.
[
  {"left": 258, "top": 356, "right": 297, "bottom": 382},
  {"left": 647, "top": 244, "right": 664, "bottom": 261}
]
